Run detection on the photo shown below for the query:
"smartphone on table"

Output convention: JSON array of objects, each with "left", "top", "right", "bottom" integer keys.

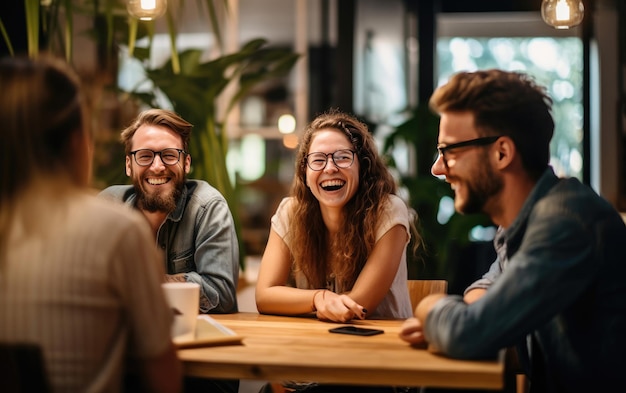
[{"left": 328, "top": 326, "right": 384, "bottom": 336}]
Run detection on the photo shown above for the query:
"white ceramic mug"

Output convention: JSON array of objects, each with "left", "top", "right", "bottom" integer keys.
[{"left": 161, "top": 282, "right": 200, "bottom": 342}]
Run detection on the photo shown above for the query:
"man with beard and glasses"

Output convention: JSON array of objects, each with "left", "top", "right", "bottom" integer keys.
[
  {"left": 100, "top": 109, "right": 239, "bottom": 315},
  {"left": 399, "top": 69, "right": 626, "bottom": 393},
  {"left": 100, "top": 109, "right": 240, "bottom": 393}
]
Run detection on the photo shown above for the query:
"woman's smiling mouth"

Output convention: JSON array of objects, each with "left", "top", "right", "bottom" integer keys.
[{"left": 321, "top": 179, "right": 345, "bottom": 191}]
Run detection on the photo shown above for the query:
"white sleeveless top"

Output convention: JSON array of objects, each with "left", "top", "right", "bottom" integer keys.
[{"left": 271, "top": 194, "right": 413, "bottom": 319}]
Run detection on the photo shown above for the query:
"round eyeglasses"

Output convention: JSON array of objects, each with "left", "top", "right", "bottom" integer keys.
[
  {"left": 305, "top": 149, "right": 356, "bottom": 171},
  {"left": 130, "top": 148, "right": 187, "bottom": 167}
]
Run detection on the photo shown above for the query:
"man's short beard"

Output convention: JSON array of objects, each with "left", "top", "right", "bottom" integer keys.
[
  {"left": 459, "top": 157, "right": 503, "bottom": 215},
  {"left": 132, "top": 167, "right": 186, "bottom": 213},
  {"left": 138, "top": 187, "right": 182, "bottom": 213}
]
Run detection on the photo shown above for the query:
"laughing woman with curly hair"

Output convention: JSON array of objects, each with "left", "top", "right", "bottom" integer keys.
[{"left": 256, "top": 109, "right": 421, "bottom": 323}]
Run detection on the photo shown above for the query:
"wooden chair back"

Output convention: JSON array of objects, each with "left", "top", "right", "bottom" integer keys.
[{"left": 407, "top": 279, "right": 448, "bottom": 311}]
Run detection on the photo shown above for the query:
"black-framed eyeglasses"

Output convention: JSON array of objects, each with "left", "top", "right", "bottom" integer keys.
[
  {"left": 436, "top": 136, "right": 501, "bottom": 168},
  {"left": 130, "top": 148, "right": 187, "bottom": 167},
  {"left": 305, "top": 149, "right": 356, "bottom": 171}
]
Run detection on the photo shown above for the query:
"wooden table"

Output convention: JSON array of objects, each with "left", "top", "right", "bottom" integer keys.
[{"left": 177, "top": 313, "right": 504, "bottom": 390}]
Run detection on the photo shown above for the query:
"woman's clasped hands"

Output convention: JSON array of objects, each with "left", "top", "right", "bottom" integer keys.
[{"left": 312, "top": 290, "right": 367, "bottom": 323}]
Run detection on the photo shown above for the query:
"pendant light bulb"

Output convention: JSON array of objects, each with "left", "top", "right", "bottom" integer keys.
[
  {"left": 127, "top": 0, "right": 168, "bottom": 21},
  {"left": 541, "top": 0, "right": 584, "bottom": 29}
]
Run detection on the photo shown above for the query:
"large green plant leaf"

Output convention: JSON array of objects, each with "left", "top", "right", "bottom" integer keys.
[
  {"left": 0, "top": 18, "right": 15, "bottom": 56},
  {"left": 25, "top": 0, "right": 39, "bottom": 58}
]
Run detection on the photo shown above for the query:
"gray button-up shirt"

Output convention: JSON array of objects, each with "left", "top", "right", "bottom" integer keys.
[{"left": 100, "top": 180, "right": 239, "bottom": 313}]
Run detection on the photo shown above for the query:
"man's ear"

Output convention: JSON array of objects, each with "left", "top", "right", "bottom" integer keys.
[
  {"left": 494, "top": 136, "right": 515, "bottom": 169},
  {"left": 125, "top": 156, "right": 132, "bottom": 177},
  {"left": 184, "top": 154, "right": 191, "bottom": 174}
]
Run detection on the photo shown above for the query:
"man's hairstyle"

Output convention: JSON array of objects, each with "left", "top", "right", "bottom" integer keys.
[
  {"left": 429, "top": 69, "right": 555, "bottom": 179},
  {"left": 120, "top": 109, "right": 193, "bottom": 154}
]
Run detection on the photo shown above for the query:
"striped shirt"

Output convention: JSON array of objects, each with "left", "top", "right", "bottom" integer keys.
[{"left": 0, "top": 186, "right": 173, "bottom": 392}]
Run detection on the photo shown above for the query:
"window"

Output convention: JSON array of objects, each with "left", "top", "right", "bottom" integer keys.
[{"left": 437, "top": 12, "right": 584, "bottom": 180}]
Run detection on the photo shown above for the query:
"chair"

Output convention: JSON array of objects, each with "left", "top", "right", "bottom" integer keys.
[
  {"left": 406, "top": 280, "right": 448, "bottom": 311},
  {"left": 404, "top": 282, "right": 526, "bottom": 393},
  {"left": 0, "top": 343, "right": 51, "bottom": 393}
]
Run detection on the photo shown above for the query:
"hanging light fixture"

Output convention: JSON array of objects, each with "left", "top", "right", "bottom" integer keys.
[
  {"left": 127, "top": 0, "right": 168, "bottom": 21},
  {"left": 277, "top": 114, "right": 296, "bottom": 134},
  {"left": 541, "top": 0, "right": 584, "bottom": 29}
]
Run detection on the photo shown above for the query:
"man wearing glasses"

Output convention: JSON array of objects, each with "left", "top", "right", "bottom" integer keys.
[
  {"left": 100, "top": 109, "right": 239, "bottom": 315},
  {"left": 399, "top": 69, "right": 626, "bottom": 391}
]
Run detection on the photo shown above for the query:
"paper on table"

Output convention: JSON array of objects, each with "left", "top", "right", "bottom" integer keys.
[{"left": 174, "top": 315, "right": 243, "bottom": 349}]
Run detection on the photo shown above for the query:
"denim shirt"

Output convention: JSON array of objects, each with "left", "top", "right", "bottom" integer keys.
[
  {"left": 100, "top": 180, "right": 239, "bottom": 313},
  {"left": 424, "top": 168, "right": 626, "bottom": 392}
]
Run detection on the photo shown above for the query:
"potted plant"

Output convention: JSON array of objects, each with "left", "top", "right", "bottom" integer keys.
[{"left": 2, "top": 1, "right": 299, "bottom": 269}]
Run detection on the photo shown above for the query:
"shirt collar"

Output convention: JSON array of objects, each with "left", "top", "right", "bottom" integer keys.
[
  {"left": 168, "top": 183, "right": 188, "bottom": 222},
  {"left": 495, "top": 167, "right": 559, "bottom": 250}
]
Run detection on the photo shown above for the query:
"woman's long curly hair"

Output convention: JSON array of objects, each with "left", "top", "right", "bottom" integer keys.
[{"left": 289, "top": 110, "right": 403, "bottom": 291}]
